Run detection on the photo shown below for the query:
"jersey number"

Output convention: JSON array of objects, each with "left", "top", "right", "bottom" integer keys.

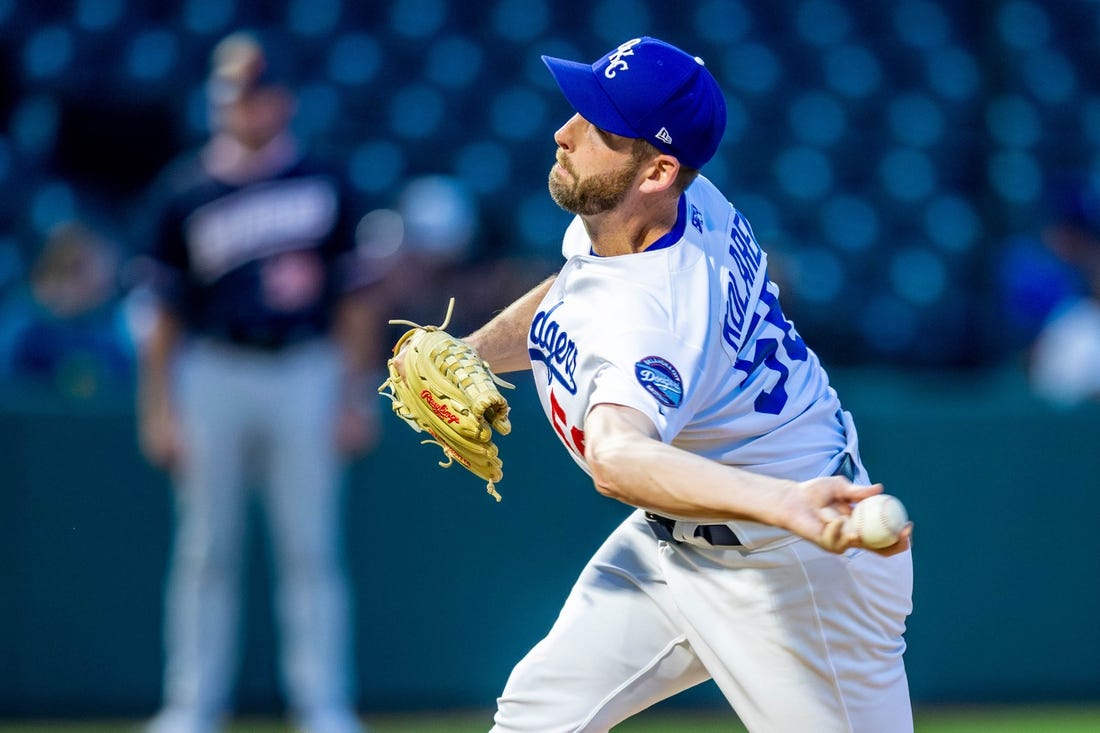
[
  {"left": 734, "top": 285, "right": 808, "bottom": 415},
  {"left": 550, "top": 389, "right": 586, "bottom": 458}
]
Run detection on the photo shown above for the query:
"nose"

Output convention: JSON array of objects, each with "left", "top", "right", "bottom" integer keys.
[{"left": 553, "top": 113, "right": 583, "bottom": 151}]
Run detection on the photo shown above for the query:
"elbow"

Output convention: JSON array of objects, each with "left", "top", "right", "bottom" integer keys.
[{"left": 586, "top": 434, "right": 633, "bottom": 502}]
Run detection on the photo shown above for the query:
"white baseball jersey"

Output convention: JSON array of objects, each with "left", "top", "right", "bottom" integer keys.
[
  {"left": 527, "top": 175, "right": 854, "bottom": 546},
  {"left": 498, "top": 175, "right": 913, "bottom": 733}
]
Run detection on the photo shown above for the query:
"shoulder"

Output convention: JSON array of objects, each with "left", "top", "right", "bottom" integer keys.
[
  {"left": 677, "top": 178, "right": 746, "bottom": 263},
  {"left": 141, "top": 151, "right": 213, "bottom": 236},
  {"left": 684, "top": 176, "right": 735, "bottom": 223},
  {"left": 280, "top": 155, "right": 360, "bottom": 212},
  {"left": 151, "top": 151, "right": 209, "bottom": 199}
]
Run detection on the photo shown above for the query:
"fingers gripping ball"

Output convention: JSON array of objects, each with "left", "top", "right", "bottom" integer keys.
[
  {"left": 851, "top": 494, "right": 908, "bottom": 548},
  {"left": 378, "top": 298, "right": 513, "bottom": 501}
]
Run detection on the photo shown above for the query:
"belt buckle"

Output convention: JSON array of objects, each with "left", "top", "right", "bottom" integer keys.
[
  {"left": 695, "top": 524, "right": 741, "bottom": 546},
  {"left": 644, "top": 512, "right": 678, "bottom": 543},
  {"left": 646, "top": 513, "right": 742, "bottom": 547}
]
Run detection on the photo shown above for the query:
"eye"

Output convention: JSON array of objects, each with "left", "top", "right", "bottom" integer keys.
[{"left": 594, "top": 126, "right": 631, "bottom": 152}]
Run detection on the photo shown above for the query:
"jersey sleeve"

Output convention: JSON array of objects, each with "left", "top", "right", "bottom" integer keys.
[{"left": 585, "top": 326, "right": 704, "bottom": 443}]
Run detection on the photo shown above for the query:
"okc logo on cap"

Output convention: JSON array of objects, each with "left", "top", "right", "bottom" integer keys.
[
  {"left": 542, "top": 36, "right": 727, "bottom": 170},
  {"left": 603, "top": 38, "right": 642, "bottom": 78}
]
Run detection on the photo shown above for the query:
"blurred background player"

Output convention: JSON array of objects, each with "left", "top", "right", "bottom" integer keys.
[
  {"left": 1028, "top": 173, "right": 1100, "bottom": 406},
  {"left": 136, "top": 31, "right": 381, "bottom": 733},
  {"left": 0, "top": 218, "right": 135, "bottom": 399}
]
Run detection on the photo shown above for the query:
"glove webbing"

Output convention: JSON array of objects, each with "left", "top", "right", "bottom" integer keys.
[
  {"left": 392, "top": 300, "right": 515, "bottom": 393},
  {"left": 429, "top": 338, "right": 513, "bottom": 388}
]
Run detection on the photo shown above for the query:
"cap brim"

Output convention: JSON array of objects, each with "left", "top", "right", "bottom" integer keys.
[{"left": 541, "top": 55, "right": 637, "bottom": 138}]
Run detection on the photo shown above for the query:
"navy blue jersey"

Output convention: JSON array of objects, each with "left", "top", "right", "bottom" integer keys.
[{"left": 145, "top": 153, "right": 366, "bottom": 349}]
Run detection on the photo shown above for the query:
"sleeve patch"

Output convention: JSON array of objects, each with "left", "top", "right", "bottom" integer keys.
[{"left": 634, "top": 356, "right": 683, "bottom": 408}]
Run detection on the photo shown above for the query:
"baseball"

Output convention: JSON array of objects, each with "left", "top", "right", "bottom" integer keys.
[{"left": 850, "top": 494, "right": 908, "bottom": 548}]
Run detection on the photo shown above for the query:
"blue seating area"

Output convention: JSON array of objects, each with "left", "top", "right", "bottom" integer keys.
[{"left": 1, "top": 0, "right": 1098, "bottom": 367}]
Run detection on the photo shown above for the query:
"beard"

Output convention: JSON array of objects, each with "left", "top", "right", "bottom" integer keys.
[{"left": 548, "top": 154, "right": 642, "bottom": 215}]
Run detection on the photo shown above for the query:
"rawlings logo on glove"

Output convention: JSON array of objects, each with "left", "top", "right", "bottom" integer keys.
[
  {"left": 378, "top": 298, "right": 513, "bottom": 501},
  {"left": 420, "top": 390, "right": 461, "bottom": 424}
]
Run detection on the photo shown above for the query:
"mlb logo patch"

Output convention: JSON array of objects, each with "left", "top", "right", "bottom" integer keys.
[{"left": 634, "top": 356, "right": 683, "bottom": 408}]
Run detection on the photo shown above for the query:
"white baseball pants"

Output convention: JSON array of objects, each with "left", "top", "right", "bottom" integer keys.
[{"left": 492, "top": 510, "right": 913, "bottom": 733}]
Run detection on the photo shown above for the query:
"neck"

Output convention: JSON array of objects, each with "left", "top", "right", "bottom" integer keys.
[{"left": 585, "top": 193, "right": 680, "bottom": 257}]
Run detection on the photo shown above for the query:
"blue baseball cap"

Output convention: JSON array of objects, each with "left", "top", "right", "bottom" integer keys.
[{"left": 542, "top": 37, "right": 727, "bottom": 170}]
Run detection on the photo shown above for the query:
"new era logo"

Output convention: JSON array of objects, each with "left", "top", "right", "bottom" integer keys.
[{"left": 655, "top": 127, "right": 672, "bottom": 145}]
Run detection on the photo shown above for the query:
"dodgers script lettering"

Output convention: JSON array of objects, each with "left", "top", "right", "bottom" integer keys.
[{"left": 529, "top": 301, "right": 579, "bottom": 394}]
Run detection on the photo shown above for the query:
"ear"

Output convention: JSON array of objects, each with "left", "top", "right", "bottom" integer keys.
[{"left": 638, "top": 154, "right": 680, "bottom": 194}]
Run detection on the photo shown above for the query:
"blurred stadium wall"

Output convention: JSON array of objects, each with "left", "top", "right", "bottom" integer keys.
[
  {"left": 2, "top": 375, "right": 1100, "bottom": 715},
  {"left": 2, "top": 0, "right": 1099, "bottom": 718}
]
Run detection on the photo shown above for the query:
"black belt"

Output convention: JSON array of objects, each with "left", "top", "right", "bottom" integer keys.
[
  {"left": 212, "top": 326, "right": 320, "bottom": 353},
  {"left": 644, "top": 453, "right": 856, "bottom": 547}
]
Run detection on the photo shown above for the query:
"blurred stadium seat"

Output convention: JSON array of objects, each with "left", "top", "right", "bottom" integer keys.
[{"left": 2, "top": 0, "right": 1100, "bottom": 366}]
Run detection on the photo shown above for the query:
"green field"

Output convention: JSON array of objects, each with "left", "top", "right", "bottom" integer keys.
[{"left": 3, "top": 706, "right": 1100, "bottom": 733}]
